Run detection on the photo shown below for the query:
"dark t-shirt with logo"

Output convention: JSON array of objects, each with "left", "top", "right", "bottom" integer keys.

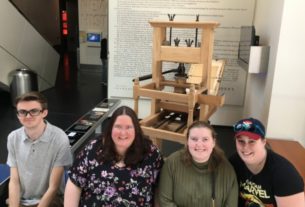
[{"left": 230, "top": 149, "right": 304, "bottom": 207}]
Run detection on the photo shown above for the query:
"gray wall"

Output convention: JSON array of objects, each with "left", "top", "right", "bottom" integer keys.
[
  {"left": 0, "top": 1, "right": 60, "bottom": 91},
  {"left": 10, "top": 0, "right": 61, "bottom": 45}
]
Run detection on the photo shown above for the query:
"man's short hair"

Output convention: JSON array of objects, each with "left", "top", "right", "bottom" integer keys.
[{"left": 15, "top": 91, "right": 48, "bottom": 110}]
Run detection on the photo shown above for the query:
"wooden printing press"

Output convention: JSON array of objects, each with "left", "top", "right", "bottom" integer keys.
[{"left": 133, "top": 20, "right": 225, "bottom": 146}]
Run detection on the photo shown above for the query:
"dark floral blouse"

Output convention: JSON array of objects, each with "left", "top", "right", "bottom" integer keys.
[{"left": 68, "top": 139, "right": 163, "bottom": 207}]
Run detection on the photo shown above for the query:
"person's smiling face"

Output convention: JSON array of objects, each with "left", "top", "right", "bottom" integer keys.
[
  {"left": 111, "top": 115, "right": 135, "bottom": 156},
  {"left": 235, "top": 135, "right": 267, "bottom": 166},
  {"left": 187, "top": 127, "right": 215, "bottom": 163}
]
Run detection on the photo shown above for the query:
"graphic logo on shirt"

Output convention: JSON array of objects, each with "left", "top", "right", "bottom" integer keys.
[{"left": 240, "top": 179, "right": 274, "bottom": 207}]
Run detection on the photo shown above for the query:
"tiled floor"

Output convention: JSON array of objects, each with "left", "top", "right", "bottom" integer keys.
[{"left": 0, "top": 52, "right": 236, "bottom": 164}]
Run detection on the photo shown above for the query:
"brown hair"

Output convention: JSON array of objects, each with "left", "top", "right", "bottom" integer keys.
[
  {"left": 15, "top": 91, "right": 48, "bottom": 110},
  {"left": 98, "top": 106, "right": 152, "bottom": 165},
  {"left": 182, "top": 121, "right": 226, "bottom": 172}
]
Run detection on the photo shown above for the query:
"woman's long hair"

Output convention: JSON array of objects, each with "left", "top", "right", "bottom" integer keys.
[
  {"left": 182, "top": 121, "right": 226, "bottom": 172},
  {"left": 98, "top": 106, "right": 152, "bottom": 165}
]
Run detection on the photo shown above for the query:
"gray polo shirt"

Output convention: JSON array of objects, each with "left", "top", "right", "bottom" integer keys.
[{"left": 7, "top": 121, "right": 73, "bottom": 205}]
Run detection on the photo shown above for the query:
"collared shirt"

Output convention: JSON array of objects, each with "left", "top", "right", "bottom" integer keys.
[{"left": 7, "top": 121, "right": 73, "bottom": 205}]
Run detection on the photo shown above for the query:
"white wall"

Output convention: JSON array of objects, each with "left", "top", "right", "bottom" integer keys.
[
  {"left": 212, "top": 0, "right": 285, "bottom": 127},
  {"left": 0, "top": 0, "right": 60, "bottom": 91},
  {"left": 78, "top": 0, "right": 108, "bottom": 65},
  {"left": 243, "top": 0, "right": 284, "bottom": 125},
  {"left": 243, "top": 0, "right": 305, "bottom": 147},
  {"left": 267, "top": 1, "right": 305, "bottom": 146}
]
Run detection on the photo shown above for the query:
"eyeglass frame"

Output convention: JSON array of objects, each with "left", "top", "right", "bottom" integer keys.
[{"left": 16, "top": 108, "right": 44, "bottom": 117}]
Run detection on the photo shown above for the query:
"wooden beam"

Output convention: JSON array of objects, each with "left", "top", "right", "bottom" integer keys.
[
  {"left": 137, "top": 88, "right": 189, "bottom": 103},
  {"left": 149, "top": 20, "right": 219, "bottom": 29},
  {"left": 158, "top": 101, "right": 189, "bottom": 113},
  {"left": 160, "top": 46, "right": 201, "bottom": 63},
  {"left": 142, "top": 126, "right": 187, "bottom": 144},
  {"left": 198, "top": 94, "right": 225, "bottom": 106}
]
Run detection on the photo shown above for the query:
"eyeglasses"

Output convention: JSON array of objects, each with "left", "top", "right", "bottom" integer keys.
[
  {"left": 16, "top": 109, "right": 43, "bottom": 117},
  {"left": 233, "top": 120, "right": 265, "bottom": 137},
  {"left": 113, "top": 125, "right": 134, "bottom": 132}
]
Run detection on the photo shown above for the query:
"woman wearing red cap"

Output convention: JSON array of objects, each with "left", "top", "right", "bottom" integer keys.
[{"left": 230, "top": 118, "right": 305, "bottom": 207}]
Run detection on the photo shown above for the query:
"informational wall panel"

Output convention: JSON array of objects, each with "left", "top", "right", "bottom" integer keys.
[
  {"left": 78, "top": 0, "right": 108, "bottom": 31},
  {"left": 78, "top": 0, "right": 108, "bottom": 65},
  {"left": 109, "top": 0, "right": 255, "bottom": 106}
]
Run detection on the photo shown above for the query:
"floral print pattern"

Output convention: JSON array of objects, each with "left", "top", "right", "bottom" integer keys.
[{"left": 68, "top": 139, "right": 163, "bottom": 206}]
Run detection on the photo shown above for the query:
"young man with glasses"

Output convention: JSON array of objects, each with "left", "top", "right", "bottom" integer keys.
[
  {"left": 6, "top": 91, "right": 73, "bottom": 207},
  {"left": 229, "top": 118, "right": 304, "bottom": 207}
]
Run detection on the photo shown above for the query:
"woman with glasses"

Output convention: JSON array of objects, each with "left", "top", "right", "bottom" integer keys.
[
  {"left": 6, "top": 91, "right": 73, "bottom": 207},
  {"left": 159, "top": 121, "right": 238, "bottom": 207},
  {"left": 64, "top": 106, "right": 163, "bottom": 206},
  {"left": 230, "top": 118, "right": 305, "bottom": 207}
]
